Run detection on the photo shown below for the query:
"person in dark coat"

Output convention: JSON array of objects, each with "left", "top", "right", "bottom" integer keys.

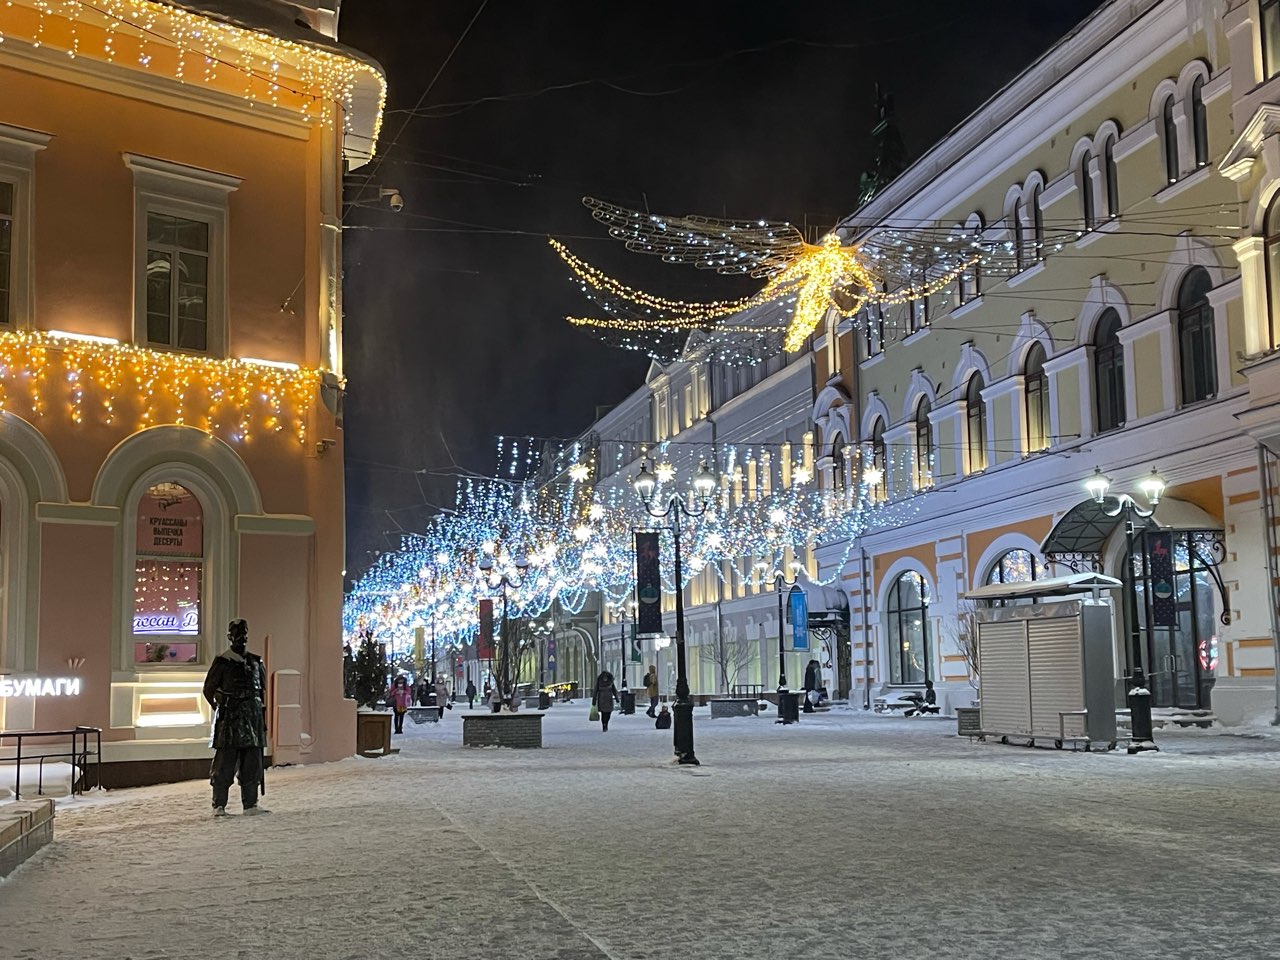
[
  {"left": 593, "top": 670, "right": 619, "bottom": 731},
  {"left": 203, "top": 619, "right": 268, "bottom": 817},
  {"left": 342, "top": 644, "right": 355, "bottom": 699},
  {"left": 466, "top": 679, "right": 478, "bottom": 709},
  {"left": 654, "top": 704, "right": 672, "bottom": 729},
  {"left": 904, "top": 679, "right": 939, "bottom": 717},
  {"left": 802, "top": 659, "right": 820, "bottom": 713}
]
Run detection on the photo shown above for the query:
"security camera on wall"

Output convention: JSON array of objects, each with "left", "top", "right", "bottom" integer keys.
[{"left": 380, "top": 187, "right": 404, "bottom": 212}]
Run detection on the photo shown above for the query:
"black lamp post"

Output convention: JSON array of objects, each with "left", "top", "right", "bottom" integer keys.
[
  {"left": 764, "top": 565, "right": 802, "bottom": 724},
  {"left": 1085, "top": 465, "right": 1165, "bottom": 753},
  {"left": 477, "top": 552, "right": 529, "bottom": 708},
  {"left": 633, "top": 458, "right": 717, "bottom": 766}
]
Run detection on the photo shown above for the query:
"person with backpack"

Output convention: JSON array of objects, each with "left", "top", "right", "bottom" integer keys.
[
  {"left": 593, "top": 670, "right": 619, "bottom": 731},
  {"left": 644, "top": 664, "right": 659, "bottom": 718}
]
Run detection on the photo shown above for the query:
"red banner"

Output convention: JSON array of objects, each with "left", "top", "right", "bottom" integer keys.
[{"left": 477, "top": 599, "right": 495, "bottom": 659}]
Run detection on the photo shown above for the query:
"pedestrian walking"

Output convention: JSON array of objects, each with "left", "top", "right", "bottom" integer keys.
[
  {"left": 593, "top": 669, "right": 619, "bottom": 731},
  {"left": 466, "top": 679, "right": 477, "bottom": 709},
  {"left": 415, "top": 675, "right": 430, "bottom": 707},
  {"left": 434, "top": 677, "right": 449, "bottom": 720},
  {"left": 387, "top": 675, "right": 413, "bottom": 733},
  {"left": 202, "top": 619, "right": 268, "bottom": 817},
  {"left": 802, "top": 658, "right": 820, "bottom": 713},
  {"left": 644, "top": 664, "right": 659, "bottom": 717}
]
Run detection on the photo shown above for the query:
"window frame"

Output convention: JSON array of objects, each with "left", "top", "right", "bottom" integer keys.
[
  {"left": 1024, "top": 343, "right": 1051, "bottom": 453},
  {"left": 1080, "top": 151, "right": 1096, "bottom": 231},
  {"left": 965, "top": 373, "right": 987, "bottom": 474},
  {"left": 886, "top": 570, "right": 931, "bottom": 685},
  {"left": 1263, "top": 0, "right": 1280, "bottom": 81},
  {"left": 1093, "top": 309, "right": 1126, "bottom": 433},
  {"left": 1266, "top": 192, "right": 1280, "bottom": 352},
  {"left": 0, "top": 123, "right": 50, "bottom": 328},
  {"left": 1162, "top": 96, "right": 1179, "bottom": 184},
  {"left": 125, "top": 154, "right": 239, "bottom": 358},
  {"left": 1191, "top": 77, "right": 1209, "bottom": 169},
  {"left": 1176, "top": 267, "right": 1217, "bottom": 405},
  {"left": 914, "top": 398, "right": 933, "bottom": 490},
  {"left": 1102, "top": 135, "right": 1119, "bottom": 219},
  {"left": 870, "top": 418, "right": 887, "bottom": 502}
]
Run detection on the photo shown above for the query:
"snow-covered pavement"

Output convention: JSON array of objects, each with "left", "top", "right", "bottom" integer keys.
[{"left": 2, "top": 704, "right": 1279, "bottom": 960}]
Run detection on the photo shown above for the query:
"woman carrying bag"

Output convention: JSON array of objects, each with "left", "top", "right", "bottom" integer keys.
[{"left": 592, "top": 670, "right": 619, "bottom": 731}]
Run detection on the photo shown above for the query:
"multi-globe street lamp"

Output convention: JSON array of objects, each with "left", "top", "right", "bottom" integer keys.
[
  {"left": 633, "top": 458, "right": 717, "bottom": 766},
  {"left": 1084, "top": 465, "right": 1165, "bottom": 752},
  {"left": 758, "top": 561, "right": 803, "bottom": 724},
  {"left": 477, "top": 551, "right": 529, "bottom": 708},
  {"left": 530, "top": 614, "right": 555, "bottom": 708}
]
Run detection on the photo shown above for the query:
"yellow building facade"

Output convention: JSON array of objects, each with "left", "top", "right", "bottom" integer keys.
[{"left": 814, "top": 0, "right": 1279, "bottom": 724}]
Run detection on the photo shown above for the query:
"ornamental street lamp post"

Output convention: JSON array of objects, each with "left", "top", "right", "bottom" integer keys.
[
  {"left": 633, "top": 459, "right": 717, "bottom": 765},
  {"left": 1085, "top": 465, "right": 1165, "bottom": 753},
  {"left": 477, "top": 552, "right": 529, "bottom": 710},
  {"left": 531, "top": 616, "right": 554, "bottom": 709},
  {"left": 769, "top": 566, "right": 802, "bottom": 725}
]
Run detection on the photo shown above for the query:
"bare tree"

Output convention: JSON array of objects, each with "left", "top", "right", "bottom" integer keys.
[
  {"left": 699, "top": 622, "right": 754, "bottom": 693},
  {"left": 950, "top": 600, "right": 980, "bottom": 690}
]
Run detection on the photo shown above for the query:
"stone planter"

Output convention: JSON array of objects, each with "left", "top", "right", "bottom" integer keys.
[
  {"left": 710, "top": 698, "right": 760, "bottom": 718},
  {"left": 356, "top": 710, "right": 393, "bottom": 757},
  {"left": 462, "top": 713, "right": 543, "bottom": 748}
]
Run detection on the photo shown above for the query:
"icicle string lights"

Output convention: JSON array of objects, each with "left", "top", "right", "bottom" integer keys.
[
  {"left": 0, "top": 330, "right": 324, "bottom": 443},
  {"left": 0, "top": 0, "right": 386, "bottom": 147}
]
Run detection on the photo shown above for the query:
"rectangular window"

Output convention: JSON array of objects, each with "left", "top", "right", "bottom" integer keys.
[
  {"left": 146, "top": 212, "right": 210, "bottom": 351},
  {"left": 0, "top": 179, "right": 12, "bottom": 323},
  {"left": 1265, "top": 0, "right": 1280, "bottom": 80}
]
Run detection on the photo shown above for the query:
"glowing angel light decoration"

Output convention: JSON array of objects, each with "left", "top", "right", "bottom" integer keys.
[{"left": 553, "top": 197, "right": 1003, "bottom": 353}]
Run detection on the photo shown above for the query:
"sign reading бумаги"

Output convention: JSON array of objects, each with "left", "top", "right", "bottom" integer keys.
[{"left": 0, "top": 676, "right": 83, "bottom": 697}]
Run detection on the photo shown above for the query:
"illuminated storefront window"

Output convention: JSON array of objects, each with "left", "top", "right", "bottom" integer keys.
[{"left": 133, "top": 482, "right": 203, "bottom": 664}]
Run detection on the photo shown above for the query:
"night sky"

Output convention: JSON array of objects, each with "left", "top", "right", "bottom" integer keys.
[{"left": 336, "top": 0, "right": 1105, "bottom": 584}]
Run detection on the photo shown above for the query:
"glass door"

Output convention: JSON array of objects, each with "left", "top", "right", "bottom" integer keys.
[{"left": 1132, "top": 534, "right": 1216, "bottom": 710}]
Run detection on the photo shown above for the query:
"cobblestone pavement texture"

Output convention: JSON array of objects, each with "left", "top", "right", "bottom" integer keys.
[{"left": 2, "top": 705, "right": 1278, "bottom": 959}]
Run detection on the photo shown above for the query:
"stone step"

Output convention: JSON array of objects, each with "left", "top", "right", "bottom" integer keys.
[{"left": 0, "top": 797, "right": 55, "bottom": 878}]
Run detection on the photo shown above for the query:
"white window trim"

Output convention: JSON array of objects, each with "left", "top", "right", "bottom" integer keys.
[
  {"left": 118, "top": 463, "right": 236, "bottom": 677},
  {"left": 124, "top": 154, "right": 240, "bottom": 357},
  {"left": 0, "top": 123, "right": 52, "bottom": 328}
]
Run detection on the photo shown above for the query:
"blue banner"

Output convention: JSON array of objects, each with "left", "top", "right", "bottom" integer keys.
[
  {"left": 1147, "top": 531, "right": 1176, "bottom": 628},
  {"left": 788, "top": 586, "right": 809, "bottom": 651}
]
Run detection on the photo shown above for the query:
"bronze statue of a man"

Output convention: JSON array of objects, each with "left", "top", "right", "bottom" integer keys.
[{"left": 203, "top": 619, "right": 268, "bottom": 817}]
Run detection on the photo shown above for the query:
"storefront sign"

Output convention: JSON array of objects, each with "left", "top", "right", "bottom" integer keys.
[
  {"left": 132, "top": 610, "right": 200, "bottom": 635},
  {"left": 0, "top": 676, "right": 82, "bottom": 697},
  {"left": 635, "top": 532, "right": 664, "bottom": 637},
  {"left": 136, "top": 484, "right": 203, "bottom": 558},
  {"left": 788, "top": 585, "right": 809, "bottom": 651}
]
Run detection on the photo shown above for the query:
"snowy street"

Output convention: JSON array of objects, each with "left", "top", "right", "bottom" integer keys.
[{"left": 2, "top": 705, "right": 1279, "bottom": 960}]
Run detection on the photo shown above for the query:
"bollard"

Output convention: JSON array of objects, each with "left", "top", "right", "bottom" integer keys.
[{"left": 1126, "top": 667, "right": 1159, "bottom": 754}]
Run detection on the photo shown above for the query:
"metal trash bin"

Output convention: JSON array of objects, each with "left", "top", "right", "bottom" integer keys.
[
  {"left": 777, "top": 691, "right": 800, "bottom": 724},
  {"left": 538, "top": 690, "right": 552, "bottom": 710},
  {"left": 619, "top": 689, "right": 636, "bottom": 715}
]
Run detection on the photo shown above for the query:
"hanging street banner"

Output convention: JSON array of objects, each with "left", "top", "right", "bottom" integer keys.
[
  {"left": 788, "top": 585, "right": 810, "bottom": 651},
  {"left": 477, "top": 599, "right": 495, "bottom": 660},
  {"left": 413, "top": 626, "right": 425, "bottom": 673},
  {"left": 635, "top": 532, "right": 664, "bottom": 637},
  {"left": 547, "top": 636, "right": 557, "bottom": 672},
  {"left": 630, "top": 622, "right": 642, "bottom": 663},
  {"left": 1147, "top": 531, "right": 1176, "bottom": 628}
]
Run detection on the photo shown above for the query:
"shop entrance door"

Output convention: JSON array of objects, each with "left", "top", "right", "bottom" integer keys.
[{"left": 1132, "top": 535, "right": 1220, "bottom": 710}]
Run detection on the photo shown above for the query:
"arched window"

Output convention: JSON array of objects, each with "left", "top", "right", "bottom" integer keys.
[
  {"left": 1266, "top": 193, "right": 1280, "bottom": 351},
  {"left": 1080, "top": 151, "right": 1096, "bottom": 231},
  {"left": 132, "top": 482, "right": 204, "bottom": 665},
  {"left": 1024, "top": 343, "right": 1050, "bottom": 452},
  {"left": 886, "top": 570, "right": 931, "bottom": 685},
  {"left": 1162, "top": 95, "right": 1179, "bottom": 184},
  {"left": 1013, "top": 199, "right": 1026, "bottom": 273},
  {"left": 966, "top": 372, "right": 987, "bottom": 474},
  {"left": 1031, "top": 185, "right": 1044, "bottom": 262},
  {"left": 987, "top": 548, "right": 1043, "bottom": 586},
  {"left": 1191, "top": 77, "right": 1208, "bottom": 168},
  {"left": 1102, "top": 135, "right": 1119, "bottom": 218},
  {"left": 870, "top": 418, "right": 887, "bottom": 501},
  {"left": 1177, "top": 267, "right": 1216, "bottom": 404},
  {"left": 1094, "top": 308, "right": 1125, "bottom": 433},
  {"left": 1265, "top": 0, "right": 1280, "bottom": 80},
  {"left": 830, "top": 436, "right": 846, "bottom": 493},
  {"left": 914, "top": 398, "right": 933, "bottom": 490}
]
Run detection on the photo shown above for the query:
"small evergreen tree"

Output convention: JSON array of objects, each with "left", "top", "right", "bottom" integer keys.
[{"left": 351, "top": 630, "right": 390, "bottom": 709}]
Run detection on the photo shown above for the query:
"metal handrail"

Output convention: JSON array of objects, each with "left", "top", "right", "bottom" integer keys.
[{"left": 0, "top": 726, "right": 102, "bottom": 800}]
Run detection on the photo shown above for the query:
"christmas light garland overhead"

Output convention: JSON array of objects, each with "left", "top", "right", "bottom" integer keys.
[{"left": 554, "top": 197, "right": 1083, "bottom": 354}]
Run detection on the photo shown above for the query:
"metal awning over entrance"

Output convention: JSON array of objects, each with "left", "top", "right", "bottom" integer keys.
[
  {"left": 962, "top": 572, "right": 1122, "bottom": 603},
  {"left": 1040, "top": 496, "right": 1223, "bottom": 560}
]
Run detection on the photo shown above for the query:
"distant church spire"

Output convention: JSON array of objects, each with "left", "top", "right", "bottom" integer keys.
[{"left": 857, "top": 83, "right": 907, "bottom": 208}]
